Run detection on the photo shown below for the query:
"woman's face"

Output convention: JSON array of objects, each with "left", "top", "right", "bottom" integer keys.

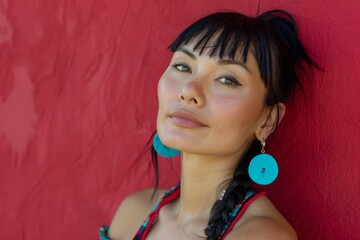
[{"left": 156, "top": 44, "right": 272, "bottom": 157}]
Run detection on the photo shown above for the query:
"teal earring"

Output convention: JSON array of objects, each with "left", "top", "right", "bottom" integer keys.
[
  {"left": 248, "top": 140, "right": 278, "bottom": 185},
  {"left": 153, "top": 132, "right": 180, "bottom": 158}
]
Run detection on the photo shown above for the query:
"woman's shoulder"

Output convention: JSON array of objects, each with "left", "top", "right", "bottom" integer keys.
[
  {"left": 226, "top": 194, "right": 298, "bottom": 240},
  {"left": 107, "top": 187, "right": 168, "bottom": 240}
]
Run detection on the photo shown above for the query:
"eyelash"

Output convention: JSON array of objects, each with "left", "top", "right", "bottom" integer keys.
[{"left": 170, "top": 63, "right": 241, "bottom": 87}]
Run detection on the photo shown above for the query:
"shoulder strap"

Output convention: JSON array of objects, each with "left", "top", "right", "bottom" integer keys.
[
  {"left": 219, "top": 191, "right": 266, "bottom": 239},
  {"left": 134, "top": 184, "right": 180, "bottom": 240}
]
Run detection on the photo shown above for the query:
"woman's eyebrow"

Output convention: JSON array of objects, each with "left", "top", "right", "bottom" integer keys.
[
  {"left": 178, "top": 48, "right": 196, "bottom": 59},
  {"left": 218, "top": 59, "right": 251, "bottom": 73}
]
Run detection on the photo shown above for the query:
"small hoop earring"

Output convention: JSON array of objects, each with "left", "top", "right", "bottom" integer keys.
[
  {"left": 153, "top": 132, "right": 180, "bottom": 158},
  {"left": 248, "top": 139, "right": 279, "bottom": 185}
]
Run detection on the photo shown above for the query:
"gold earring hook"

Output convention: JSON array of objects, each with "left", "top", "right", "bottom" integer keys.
[{"left": 261, "top": 140, "right": 266, "bottom": 153}]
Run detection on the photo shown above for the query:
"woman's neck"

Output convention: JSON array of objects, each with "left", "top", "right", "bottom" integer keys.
[{"left": 175, "top": 152, "right": 240, "bottom": 221}]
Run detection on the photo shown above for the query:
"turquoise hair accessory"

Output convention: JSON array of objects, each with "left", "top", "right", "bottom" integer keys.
[
  {"left": 248, "top": 140, "right": 278, "bottom": 185},
  {"left": 153, "top": 132, "right": 180, "bottom": 158}
]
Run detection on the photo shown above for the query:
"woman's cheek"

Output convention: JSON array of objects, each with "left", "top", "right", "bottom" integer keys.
[{"left": 158, "top": 73, "right": 183, "bottom": 101}]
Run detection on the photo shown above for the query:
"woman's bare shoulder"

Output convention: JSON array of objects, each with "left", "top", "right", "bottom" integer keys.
[
  {"left": 227, "top": 195, "right": 298, "bottom": 240},
  {"left": 108, "top": 187, "right": 168, "bottom": 240}
]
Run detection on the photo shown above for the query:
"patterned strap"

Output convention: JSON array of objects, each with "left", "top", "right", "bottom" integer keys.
[
  {"left": 134, "top": 184, "right": 181, "bottom": 240},
  {"left": 98, "top": 225, "right": 110, "bottom": 240},
  {"left": 219, "top": 191, "right": 266, "bottom": 240}
]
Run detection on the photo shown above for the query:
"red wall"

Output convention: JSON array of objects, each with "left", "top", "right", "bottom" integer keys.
[{"left": 0, "top": 0, "right": 359, "bottom": 239}]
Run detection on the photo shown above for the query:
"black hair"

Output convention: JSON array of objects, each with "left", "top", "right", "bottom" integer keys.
[{"left": 149, "top": 9, "right": 318, "bottom": 240}]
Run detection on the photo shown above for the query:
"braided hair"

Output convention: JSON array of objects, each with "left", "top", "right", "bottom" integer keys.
[{"left": 150, "top": 9, "right": 318, "bottom": 240}]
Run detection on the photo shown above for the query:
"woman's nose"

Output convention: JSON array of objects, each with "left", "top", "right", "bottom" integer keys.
[{"left": 178, "top": 81, "right": 205, "bottom": 106}]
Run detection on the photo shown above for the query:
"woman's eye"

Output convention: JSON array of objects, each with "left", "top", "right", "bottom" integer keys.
[
  {"left": 171, "top": 63, "right": 191, "bottom": 73},
  {"left": 217, "top": 76, "right": 241, "bottom": 87}
]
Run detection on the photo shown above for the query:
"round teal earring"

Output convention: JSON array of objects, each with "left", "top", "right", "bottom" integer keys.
[
  {"left": 153, "top": 132, "right": 180, "bottom": 158},
  {"left": 248, "top": 140, "right": 278, "bottom": 185}
]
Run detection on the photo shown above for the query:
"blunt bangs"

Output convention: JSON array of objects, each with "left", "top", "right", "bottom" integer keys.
[{"left": 169, "top": 12, "right": 254, "bottom": 64}]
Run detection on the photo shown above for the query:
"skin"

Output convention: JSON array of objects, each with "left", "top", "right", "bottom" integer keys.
[{"left": 108, "top": 44, "right": 296, "bottom": 240}]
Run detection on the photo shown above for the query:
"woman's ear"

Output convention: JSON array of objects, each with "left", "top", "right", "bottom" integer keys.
[{"left": 256, "top": 103, "right": 286, "bottom": 141}]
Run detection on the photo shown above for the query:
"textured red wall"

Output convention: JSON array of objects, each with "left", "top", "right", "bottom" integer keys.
[{"left": 0, "top": 0, "right": 359, "bottom": 239}]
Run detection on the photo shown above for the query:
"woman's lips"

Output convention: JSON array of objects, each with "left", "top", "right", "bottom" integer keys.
[{"left": 169, "top": 111, "right": 208, "bottom": 128}]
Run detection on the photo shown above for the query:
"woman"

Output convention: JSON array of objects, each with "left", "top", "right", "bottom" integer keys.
[{"left": 99, "top": 9, "right": 316, "bottom": 240}]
